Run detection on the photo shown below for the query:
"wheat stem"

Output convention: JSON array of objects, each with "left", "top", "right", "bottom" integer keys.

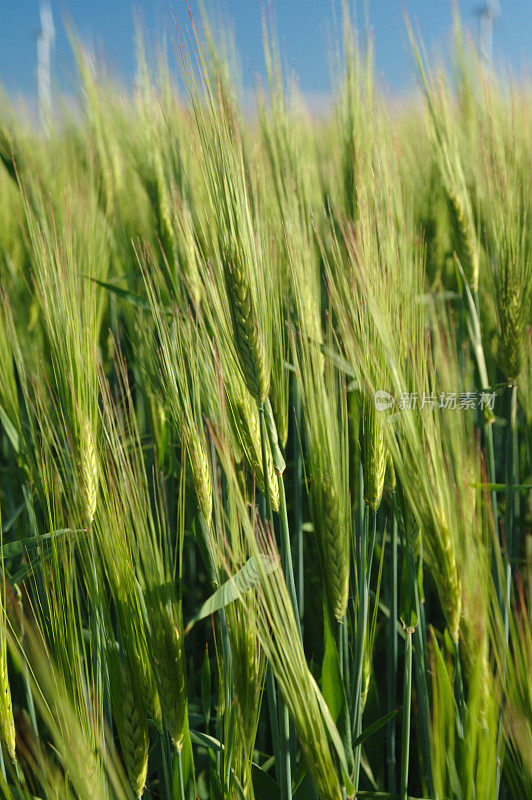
[
  {"left": 496, "top": 382, "right": 519, "bottom": 797},
  {"left": 293, "top": 385, "right": 304, "bottom": 628},
  {"left": 464, "top": 284, "right": 499, "bottom": 536},
  {"left": 259, "top": 399, "right": 292, "bottom": 800},
  {"left": 160, "top": 731, "right": 172, "bottom": 800},
  {"left": 413, "top": 581, "right": 433, "bottom": 796},
  {"left": 387, "top": 512, "right": 398, "bottom": 794},
  {"left": 352, "top": 504, "right": 370, "bottom": 792},
  {"left": 259, "top": 404, "right": 274, "bottom": 525},
  {"left": 176, "top": 747, "right": 186, "bottom": 800},
  {"left": 401, "top": 628, "right": 413, "bottom": 800},
  {"left": 266, "top": 666, "right": 281, "bottom": 785},
  {"left": 278, "top": 470, "right": 301, "bottom": 642},
  {"left": 453, "top": 642, "right": 465, "bottom": 739}
]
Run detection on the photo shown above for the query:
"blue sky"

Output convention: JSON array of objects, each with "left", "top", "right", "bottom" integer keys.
[{"left": 1, "top": 1, "right": 531, "bottom": 106}]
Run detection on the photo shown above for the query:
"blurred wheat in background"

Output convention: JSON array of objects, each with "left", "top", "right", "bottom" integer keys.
[{"left": 0, "top": 3, "right": 530, "bottom": 800}]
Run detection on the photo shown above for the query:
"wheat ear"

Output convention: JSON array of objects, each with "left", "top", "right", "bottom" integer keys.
[
  {"left": 361, "top": 399, "right": 387, "bottom": 512},
  {"left": 312, "top": 476, "right": 350, "bottom": 622},
  {"left": 153, "top": 620, "right": 187, "bottom": 751},
  {"left": 447, "top": 190, "right": 479, "bottom": 293},
  {"left": 79, "top": 417, "right": 98, "bottom": 526},
  {"left": 187, "top": 429, "right": 213, "bottom": 525},
  {"left": 115, "top": 662, "right": 149, "bottom": 799},
  {"left": 0, "top": 646, "right": 15, "bottom": 763},
  {"left": 224, "top": 260, "right": 269, "bottom": 403}
]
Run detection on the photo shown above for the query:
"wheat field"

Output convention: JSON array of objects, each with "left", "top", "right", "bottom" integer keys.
[{"left": 0, "top": 7, "right": 530, "bottom": 800}]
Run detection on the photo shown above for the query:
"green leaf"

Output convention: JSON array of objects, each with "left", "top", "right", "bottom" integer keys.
[
  {"left": 201, "top": 646, "right": 211, "bottom": 728},
  {"left": 361, "top": 748, "right": 378, "bottom": 789},
  {"left": 290, "top": 759, "right": 307, "bottom": 795},
  {"left": 471, "top": 482, "right": 532, "bottom": 492},
  {"left": 321, "top": 605, "right": 354, "bottom": 778},
  {"left": 353, "top": 708, "right": 400, "bottom": 749},
  {"left": 1, "top": 503, "right": 24, "bottom": 535},
  {"left": 233, "top": 778, "right": 246, "bottom": 800},
  {"left": 321, "top": 608, "right": 343, "bottom": 722},
  {"left": 417, "top": 291, "right": 461, "bottom": 304},
  {"left": 185, "top": 555, "right": 277, "bottom": 633},
  {"left": 6, "top": 530, "right": 82, "bottom": 584},
  {"left": 0, "top": 402, "right": 19, "bottom": 454},
  {"left": 310, "top": 672, "right": 355, "bottom": 796},
  {"left": 318, "top": 343, "right": 357, "bottom": 380},
  {"left": 207, "top": 754, "right": 224, "bottom": 800},
  {"left": 293, "top": 770, "right": 321, "bottom": 799},
  {"left": 9, "top": 553, "right": 48, "bottom": 584},
  {"left": 189, "top": 729, "right": 223, "bottom": 752},
  {"left": 355, "top": 793, "right": 435, "bottom": 799},
  {"left": 1, "top": 529, "right": 82, "bottom": 560},
  {"left": 252, "top": 763, "right": 281, "bottom": 800},
  {"left": 89, "top": 277, "right": 157, "bottom": 313}
]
